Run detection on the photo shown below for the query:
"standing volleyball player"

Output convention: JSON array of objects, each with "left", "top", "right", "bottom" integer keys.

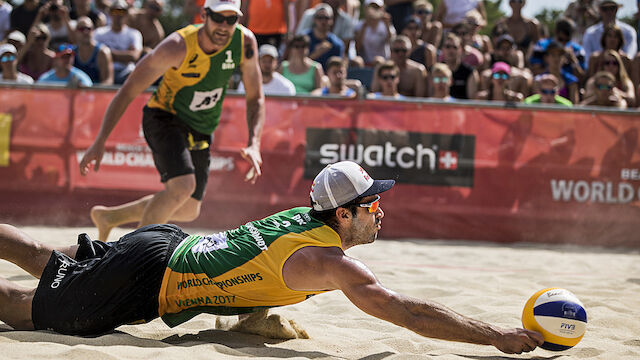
[{"left": 79, "top": 0, "right": 265, "bottom": 241}]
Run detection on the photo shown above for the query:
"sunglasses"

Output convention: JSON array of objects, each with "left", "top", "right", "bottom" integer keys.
[
  {"left": 443, "top": 44, "right": 459, "bottom": 49},
  {"left": 416, "top": 9, "right": 432, "bottom": 15},
  {"left": 206, "top": 10, "right": 239, "bottom": 25},
  {"left": 540, "top": 88, "right": 557, "bottom": 95},
  {"left": 77, "top": 26, "right": 93, "bottom": 32},
  {"left": 57, "top": 43, "right": 76, "bottom": 52},
  {"left": 433, "top": 76, "right": 449, "bottom": 84},
  {"left": 380, "top": 74, "right": 397, "bottom": 80},
  {"left": 391, "top": 48, "right": 408, "bottom": 53},
  {"left": 36, "top": 35, "right": 48, "bottom": 41},
  {"left": 604, "top": 60, "right": 618, "bottom": 66},
  {"left": 357, "top": 195, "right": 380, "bottom": 213},
  {"left": 314, "top": 15, "right": 331, "bottom": 21},
  {"left": 596, "top": 84, "right": 613, "bottom": 90},
  {"left": 291, "top": 43, "right": 306, "bottom": 49},
  {"left": 1, "top": 54, "right": 17, "bottom": 63},
  {"left": 110, "top": 9, "right": 128, "bottom": 16},
  {"left": 492, "top": 72, "right": 509, "bottom": 80},
  {"left": 510, "top": 0, "right": 524, "bottom": 3}
]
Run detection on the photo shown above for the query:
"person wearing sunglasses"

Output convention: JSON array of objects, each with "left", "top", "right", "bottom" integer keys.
[
  {"left": 0, "top": 160, "right": 544, "bottom": 355},
  {"left": 0, "top": 43, "right": 34, "bottom": 84},
  {"left": 73, "top": 16, "right": 114, "bottom": 85},
  {"left": 524, "top": 74, "right": 572, "bottom": 107},
  {"left": 302, "top": 4, "right": 345, "bottom": 71},
  {"left": 581, "top": 70, "right": 627, "bottom": 108},
  {"left": 93, "top": 0, "right": 143, "bottom": 85},
  {"left": 129, "top": 0, "right": 166, "bottom": 57},
  {"left": 476, "top": 61, "right": 523, "bottom": 102},
  {"left": 37, "top": 43, "right": 93, "bottom": 87},
  {"left": 541, "top": 40, "right": 580, "bottom": 104},
  {"left": 413, "top": 0, "right": 442, "bottom": 47},
  {"left": 17, "top": 23, "right": 55, "bottom": 81},
  {"left": 366, "top": 60, "right": 404, "bottom": 99},
  {"left": 427, "top": 63, "right": 454, "bottom": 101},
  {"left": 583, "top": 0, "right": 637, "bottom": 65},
  {"left": 79, "top": 0, "right": 265, "bottom": 242},
  {"left": 586, "top": 24, "right": 632, "bottom": 80},
  {"left": 584, "top": 49, "right": 635, "bottom": 106},
  {"left": 370, "top": 35, "right": 426, "bottom": 98},
  {"left": 441, "top": 32, "right": 478, "bottom": 100},
  {"left": 279, "top": 34, "right": 325, "bottom": 94}
]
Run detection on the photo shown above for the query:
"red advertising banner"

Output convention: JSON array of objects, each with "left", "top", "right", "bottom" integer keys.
[{"left": 1, "top": 86, "right": 639, "bottom": 247}]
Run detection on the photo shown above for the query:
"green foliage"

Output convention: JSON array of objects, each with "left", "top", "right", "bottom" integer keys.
[
  {"left": 534, "top": 8, "right": 564, "bottom": 38},
  {"left": 480, "top": 0, "right": 506, "bottom": 36},
  {"left": 158, "top": 0, "right": 192, "bottom": 35}
]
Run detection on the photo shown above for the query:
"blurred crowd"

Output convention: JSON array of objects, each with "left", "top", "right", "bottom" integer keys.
[{"left": 1, "top": 0, "right": 639, "bottom": 109}]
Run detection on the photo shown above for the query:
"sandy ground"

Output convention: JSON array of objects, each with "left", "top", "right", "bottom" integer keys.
[{"left": 1, "top": 226, "right": 639, "bottom": 360}]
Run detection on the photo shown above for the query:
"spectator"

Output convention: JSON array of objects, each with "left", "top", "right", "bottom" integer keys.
[
  {"left": 240, "top": 0, "right": 290, "bottom": 49},
  {"left": 633, "top": 53, "right": 640, "bottom": 106},
  {"left": 441, "top": 32, "right": 478, "bottom": 100},
  {"left": 585, "top": 49, "right": 635, "bottom": 107},
  {"left": 311, "top": 56, "right": 357, "bottom": 98},
  {"left": 303, "top": 4, "right": 345, "bottom": 70},
  {"left": 476, "top": 62, "right": 523, "bottom": 102},
  {"left": 435, "top": 0, "right": 485, "bottom": 30},
  {"left": 413, "top": 0, "right": 442, "bottom": 47},
  {"left": 32, "top": 0, "right": 74, "bottom": 51},
  {"left": 9, "top": 0, "right": 42, "bottom": 36},
  {"left": 496, "top": 0, "right": 540, "bottom": 57},
  {"left": 403, "top": 16, "right": 436, "bottom": 71},
  {"left": 0, "top": 0, "right": 11, "bottom": 41},
  {"left": 587, "top": 24, "right": 632, "bottom": 79},
  {"left": 0, "top": 43, "right": 34, "bottom": 84},
  {"left": 428, "top": 62, "right": 454, "bottom": 101},
  {"left": 530, "top": 18, "right": 586, "bottom": 81},
  {"left": 354, "top": 0, "right": 395, "bottom": 67},
  {"left": 74, "top": 16, "right": 114, "bottom": 85},
  {"left": 17, "top": 23, "right": 54, "bottom": 81},
  {"left": 542, "top": 41, "right": 579, "bottom": 104},
  {"left": 480, "top": 34, "right": 531, "bottom": 96},
  {"left": 583, "top": 0, "right": 637, "bottom": 64},
  {"left": 384, "top": 0, "right": 414, "bottom": 33},
  {"left": 296, "top": 1, "right": 354, "bottom": 49},
  {"left": 372, "top": 35, "right": 426, "bottom": 97},
  {"left": 465, "top": 9, "right": 491, "bottom": 68},
  {"left": 95, "top": 0, "right": 113, "bottom": 25},
  {"left": 581, "top": 71, "right": 627, "bottom": 108},
  {"left": 564, "top": 0, "right": 600, "bottom": 45},
  {"left": 6, "top": 31, "right": 27, "bottom": 55},
  {"left": 489, "top": 23, "right": 524, "bottom": 68},
  {"left": 69, "top": 0, "right": 107, "bottom": 29},
  {"left": 130, "top": 0, "right": 166, "bottom": 56},
  {"left": 450, "top": 21, "right": 483, "bottom": 69},
  {"left": 367, "top": 60, "right": 404, "bottom": 99},
  {"left": 94, "top": 0, "right": 143, "bottom": 85},
  {"left": 38, "top": 43, "right": 93, "bottom": 87},
  {"left": 524, "top": 74, "right": 572, "bottom": 107},
  {"left": 238, "top": 44, "right": 296, "bottom": 96},
  {"left": 279, "top": 34, "right": 324, "bottom": 94}
]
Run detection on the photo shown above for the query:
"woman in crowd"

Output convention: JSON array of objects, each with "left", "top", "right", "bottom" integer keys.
[
  {"left": 581, "top": 71, "right": 628, "bottom": 108},
  {"left": 587, "top": 25, "right": 633, "bottom": 79},
  {"left": 585, "top": 49, "right": 635, "bottom": 107},
  {"left": 465, "top": 9, "right": 492, "bottom": 69},
  {"left": 17, "top": 23, "right": 55, "bottom": 81},
  {"left": 279, "top": 34, "right": 324, "bottom": 95},
  {"left": 354, "top": 0, "right": 395, "bottom": 67},
  {"left": 476, "top": 62, "right": 524, "bottom": 102},
  {"left": 543, "top": 41, "right": 580, "bottom": 104},
  {"left": 413, "top": 0, "right": 442, "bottom": 47},
  {"left": 435, "top": 0, "right": 485, "bottom": 30}
]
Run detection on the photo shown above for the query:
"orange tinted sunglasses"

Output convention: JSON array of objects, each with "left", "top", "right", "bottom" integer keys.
[{"left": 358, "top": 194, "right": 380, "bottom": 213}]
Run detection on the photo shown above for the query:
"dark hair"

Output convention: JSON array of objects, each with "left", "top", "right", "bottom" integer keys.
[
  {"left": 326, "top": 56, "right": 346, "bottom": 71},
  {"left": 555, "top": 18, "right": 575, "bottom": 37},
  {"left": 377, "top": 60, "right": 399, "bottom": 77},
  {"left": 289, "top": 34, "right": 310, "bottom": 47},
  {"left": 308, "top": 197, "right": 362, "bottom": 231},
  {"left": 600, "top": 24, "right": 624, "bottom": 51}
]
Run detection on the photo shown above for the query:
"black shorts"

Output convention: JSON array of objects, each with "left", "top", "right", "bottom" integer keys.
[
  {"left": 142, "top": 106, "right": 212, "bottom": 201},
  {"left": 32, "top": 224, "right": 186, "bottom": 336}
]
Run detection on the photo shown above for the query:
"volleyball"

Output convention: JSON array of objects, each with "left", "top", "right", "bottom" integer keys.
[{"left": 522, "top": 288, "right": 587, "bottom": 351}]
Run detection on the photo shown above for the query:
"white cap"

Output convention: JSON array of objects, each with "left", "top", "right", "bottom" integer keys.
[
  {"left": 314, "top": 3, "right": 334, "bottom": 17},
  {"left": 0, "top": 44, "right": 17, "bottom": 56},
  {"left": 204, "top": 0, "right": 243, "bottom": 16},
  {"left": 310, "top": 161, "right": 395, "bottom": 211},
  {"left": 7, "top": 31, "right": 27, "bottom": 44},
  {"left": 364, "top": 0, "right": 384, "bottom": 7},
  {"left": 259, "top": 44, "right": 278, "bottom": 58}
]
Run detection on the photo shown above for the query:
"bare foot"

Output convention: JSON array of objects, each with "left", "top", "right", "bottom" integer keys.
[
  {"left": 90, "top": 205, "right": 114, "bottom": 242},
  {"left": 216, "top": 309, "right": 309, "bottom": 339}
]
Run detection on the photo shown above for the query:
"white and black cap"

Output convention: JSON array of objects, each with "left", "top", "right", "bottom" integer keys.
[
  {"left": 204, "top": 0, "right": 243, "bottom": 16},
  {"left": 310, "top": 161, "right": 395, "bottom": 211}
]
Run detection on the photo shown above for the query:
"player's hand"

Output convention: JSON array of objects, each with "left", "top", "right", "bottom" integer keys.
[
  {"left": 240, "top": 144, "right": 262, "bottom": 184},
  {"left": 492, "top": 328, "right": 544, "bottom": 354},
  {"left": 79, "top": 141, "right": 106, "bottom": 175}
]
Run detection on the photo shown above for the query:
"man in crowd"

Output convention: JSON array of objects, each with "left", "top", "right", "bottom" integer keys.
[
  {"left": 442, "top": 33, "right": 478, "bottom": 100},
  {"left": 373, "top": 35, "right": 426, "bottom": 98},
  {"left": 74, "top": 16, "right": 114, "bottom": 85},
  {"left": 37, "top": 43, "right": 93, "bottom": 87},
  {"left": 238, "top": 44, "right": 296, "bottom": 96},
  {"left": 79, "top": 0, "right": 265, "bottom": 242},
  {"left": 524, "top": 74, "right": 572, "bottom": 107},
  {"left": 0, "top": 160, "right": 543, "bottom": 355},
  {"left": 583, "top": 0, "right": 637, "bottom": 63},
  {"left": 94, "top": 0, "right": 143, "bottom": 84},
  {"left": 367, "top": 60, "right": 404, "bottom": 99},
  {"left": 0, "top": 43, "right": 34, "bottom": 84},
  {"left": 530, "top": 18, "right": 586, "bottom": 82},
  {"left": 311, "top": 56, "right": 357, "bottom": 98},
  {"left": 297, "top": 0, "right": 354, "bottom": 50},
  {"left": 303, "top": 4, "right": 345, "bottom": 70},
  {"left": 130, "top": 0, "right": 166, "bottom": 56}
]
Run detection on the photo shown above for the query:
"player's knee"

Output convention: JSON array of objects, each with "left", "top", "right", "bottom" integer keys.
[{"left": 166, "top": 175, "right": 197, "bottom": 200}]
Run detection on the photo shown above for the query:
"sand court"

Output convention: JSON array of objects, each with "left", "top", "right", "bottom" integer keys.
[{"left": 1, "top": 226, "right": 639, "bottom": 359}]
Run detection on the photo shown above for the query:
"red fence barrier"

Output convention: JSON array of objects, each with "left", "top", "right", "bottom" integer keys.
[{"left": 1, "top": 85, "right": 639, "bottom": 247}]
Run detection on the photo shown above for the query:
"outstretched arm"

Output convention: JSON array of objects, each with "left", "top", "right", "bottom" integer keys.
[
  {"left": 239, "top": 28, "right": 265, "bottom": 184},
  {"left": 283, "top": 247, "right": 543, "bottom": 354},
  {"left": 79, "top": 33, "right": 185, "bottom": 175}
]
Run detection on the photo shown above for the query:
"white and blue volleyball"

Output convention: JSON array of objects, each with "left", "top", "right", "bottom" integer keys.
[{"left": 522, "top": 288, "right": 587, "bottom": 351}]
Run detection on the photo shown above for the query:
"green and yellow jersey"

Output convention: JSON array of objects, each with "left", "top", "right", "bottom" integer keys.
[
  {"left": 147, "top": 24, "right": 244, "bottom": 135},
  {"left": 157, "top": 207, "right": 342, "bottom": 327}
]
